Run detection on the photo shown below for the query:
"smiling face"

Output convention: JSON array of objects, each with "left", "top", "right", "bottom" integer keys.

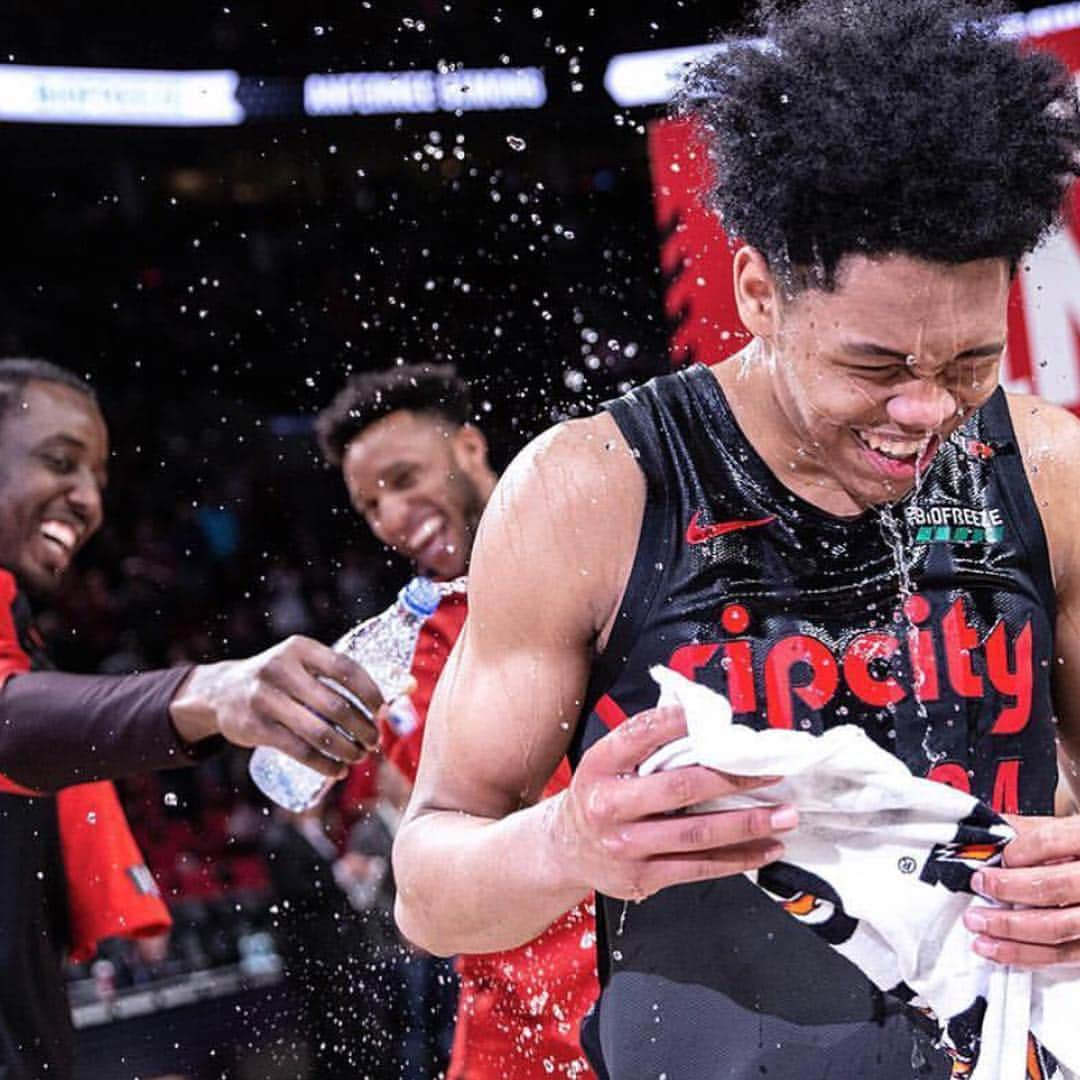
[
  {"left": 341, "top": 409, "right": 494, "bottom": 580},
  {"left": 732, "top": 250, "right": 1012, "bottom": 516},
  {"left": 0, "top": 380, "right": 108, "bottom": 597}
]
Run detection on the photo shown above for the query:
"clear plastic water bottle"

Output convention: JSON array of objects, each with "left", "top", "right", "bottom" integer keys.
[{"left": 249, "top": 576, "right": 442, "bottom": 811}]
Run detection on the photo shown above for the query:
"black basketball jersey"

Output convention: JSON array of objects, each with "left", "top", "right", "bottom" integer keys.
[{"left": 569, "top": 363, "right": 1057, "bottom": 1080}]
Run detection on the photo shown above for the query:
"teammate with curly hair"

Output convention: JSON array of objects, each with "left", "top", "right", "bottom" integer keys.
[{"left": 392, "top": 2, "right": 1080, "bottom": 1077}]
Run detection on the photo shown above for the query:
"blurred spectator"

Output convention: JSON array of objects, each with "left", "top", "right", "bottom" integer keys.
[
  {"left": 261, "top": 796, "right": 406, "bottom": 1080},
  {"left": 343, "top": 761, "right": 456, "bottom": 1080},
  {"left": 266, "top": 559, "right": 314, "bottom": 638},
  {"left": 335, "top": 551, "right": 382, "bottom": 624},
  {"left": 195, "top": 485, "right": 242, "bottom": 566}
]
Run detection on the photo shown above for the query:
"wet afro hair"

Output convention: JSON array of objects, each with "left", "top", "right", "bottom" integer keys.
[
  {"left": 316, "top": 362, "right": 471, "bottom": 467},
  {"left": 0, "top": 358, "right": 97, "bottom": 434},
  {"left": 680, "top": 0, "right": 1080, "bottom": 290}
]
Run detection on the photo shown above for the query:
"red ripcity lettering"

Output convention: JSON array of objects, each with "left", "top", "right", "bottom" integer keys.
[
  {"left": 667, "top": 596, "right": 1033, "bottom": 734},
  {"left": 763, "top": 636, "right": 838, "bottom": 729},
  {"left": 985, "top": 621, "right": 1033, "bottom": 736}
]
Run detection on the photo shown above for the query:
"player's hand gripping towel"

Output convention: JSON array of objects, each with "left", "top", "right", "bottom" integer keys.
[{"left": 639, "top": 666, "right": 1079, "bottom": 1080}]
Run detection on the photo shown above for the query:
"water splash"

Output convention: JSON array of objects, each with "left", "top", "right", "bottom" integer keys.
[
  {"left": 912, "top": 434, "right": 932, "bottom": 501},
  {"left": 877, "top": 503, "right": 913, "bottom": 614},
  {"left": 878, "top": 501, "right": 944, "bottom": 765}
]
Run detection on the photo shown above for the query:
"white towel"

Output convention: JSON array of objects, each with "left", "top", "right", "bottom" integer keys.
[{"left": 638, "top": 665, "right": 1080, "bottom": 1080}]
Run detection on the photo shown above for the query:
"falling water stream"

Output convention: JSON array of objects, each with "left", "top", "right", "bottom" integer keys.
[{"left": 877, "top": 439, "right": 945, "bottom": 765}]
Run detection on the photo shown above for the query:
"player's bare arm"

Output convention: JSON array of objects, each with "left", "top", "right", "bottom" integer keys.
[
  {"left": 392, "top": 412, "right": 796, "bottom": 956},
  {"left": 963, "top": 394, "right": 1080, "bottom": 965}
]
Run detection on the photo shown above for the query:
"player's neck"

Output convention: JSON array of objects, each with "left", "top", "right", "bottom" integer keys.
[{"left": 710, "top": 355, "right": 872, "bottom": 520}]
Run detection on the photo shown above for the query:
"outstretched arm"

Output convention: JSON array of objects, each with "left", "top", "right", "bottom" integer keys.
[{"left": 1, "top": 634, "right": 384, "bottom": 792}]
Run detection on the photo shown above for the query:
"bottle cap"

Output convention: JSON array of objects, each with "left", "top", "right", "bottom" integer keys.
[{"left": 399, "top": 576, "right": 441, "bottom": 617}]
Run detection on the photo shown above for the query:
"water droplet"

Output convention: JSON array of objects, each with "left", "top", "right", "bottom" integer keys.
[{"left": 506, "top": 135, "right": 527, "bottom": 152}]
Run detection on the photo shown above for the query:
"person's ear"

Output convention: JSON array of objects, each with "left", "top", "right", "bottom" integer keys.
[
  {"left": 733, "top": 246, "right": 782, "bottom": 341},
  {"left": 452, "top": 423, "right": 489, "bottom": 472}
]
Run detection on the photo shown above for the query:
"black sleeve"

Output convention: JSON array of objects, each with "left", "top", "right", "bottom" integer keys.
[{"left": 0, "top": 667, "right": 225, "bottom": 792}]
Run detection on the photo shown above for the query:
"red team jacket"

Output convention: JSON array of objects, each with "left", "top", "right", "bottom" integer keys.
[
  {"left": 0, "top": 569, "right": 171, "bottom": 962},
  {"left": 382, "top": 590, "right": 599, "bottom": 1080}
]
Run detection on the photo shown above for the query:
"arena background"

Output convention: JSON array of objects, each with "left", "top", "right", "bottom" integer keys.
[{"left": 0, "top": 2, "right": 1075, "bottom": 1076}]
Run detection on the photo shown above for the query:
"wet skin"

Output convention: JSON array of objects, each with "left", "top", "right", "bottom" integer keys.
[
  {"left": 722, "top": 249, "right": 1010, "bottom": 518},
  {"left": 730, "top": 251, "right": 1080, "bottom": 965}
]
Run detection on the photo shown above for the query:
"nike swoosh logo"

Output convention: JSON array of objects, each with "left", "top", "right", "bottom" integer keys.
[{"left": 685, "top": 511, "right": 777, "bottom": 544}]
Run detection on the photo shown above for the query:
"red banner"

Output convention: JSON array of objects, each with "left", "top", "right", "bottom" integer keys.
[{"left": 648, "top": 14, "right": 1080, "bottom": 411}]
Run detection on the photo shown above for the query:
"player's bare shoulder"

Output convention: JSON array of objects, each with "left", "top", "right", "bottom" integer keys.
[
  {"left": 471, "top": 412, "right": 645, "bottom": 647},
  {"left": 1006, "top": 390, "right": 1080, "bottom": 496},
  {"left": 1006, "top": 390, "right": 1080, "bottom": 587}
]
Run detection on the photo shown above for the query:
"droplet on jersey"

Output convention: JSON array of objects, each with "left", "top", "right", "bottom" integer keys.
[
  {"left": 506, "top": 135, "right": 527, "bottom": 152},
  {"left": 164, "top": 791, "right": 178, "bottom": 807}
]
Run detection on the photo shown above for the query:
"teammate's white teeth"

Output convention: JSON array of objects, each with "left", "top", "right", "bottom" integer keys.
[
  {"left": 858, "top": 432, "right": 928, "bottom": 461},
  {"left": 40, "top": 520, "right": 78, "bottom": 552},
  {"left": 408, "top": 515, "right": 443, "bottom": 553}
]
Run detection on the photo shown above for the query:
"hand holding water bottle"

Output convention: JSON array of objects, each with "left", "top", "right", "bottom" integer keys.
[
  {"left": 249, "top": 576, "right": 442, "bottom": 810},
  {"left": 170, "top": 633, "right": 385, "bottom": 774}
]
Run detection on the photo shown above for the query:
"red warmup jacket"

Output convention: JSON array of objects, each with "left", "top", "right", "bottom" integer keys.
[
  {"left": 380, "top": 590, "right": 599, "bottom": 1080},
  {"left": 0, "top": 569, "right": 170, "bottom": 962}
]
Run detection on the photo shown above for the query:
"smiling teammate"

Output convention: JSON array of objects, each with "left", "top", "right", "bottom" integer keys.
[
  {"left": 0, "top": 358, "right": 383, "bottom": 1078},
  {"left": 317, "top": 364, "right": 598, "bottom": 1079},
  {"left": 391, "top": 2, "right": 1080, "bottom": 1077},
  {"left": 0, "top": 359, "right": 383, "bottom": 792}
]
